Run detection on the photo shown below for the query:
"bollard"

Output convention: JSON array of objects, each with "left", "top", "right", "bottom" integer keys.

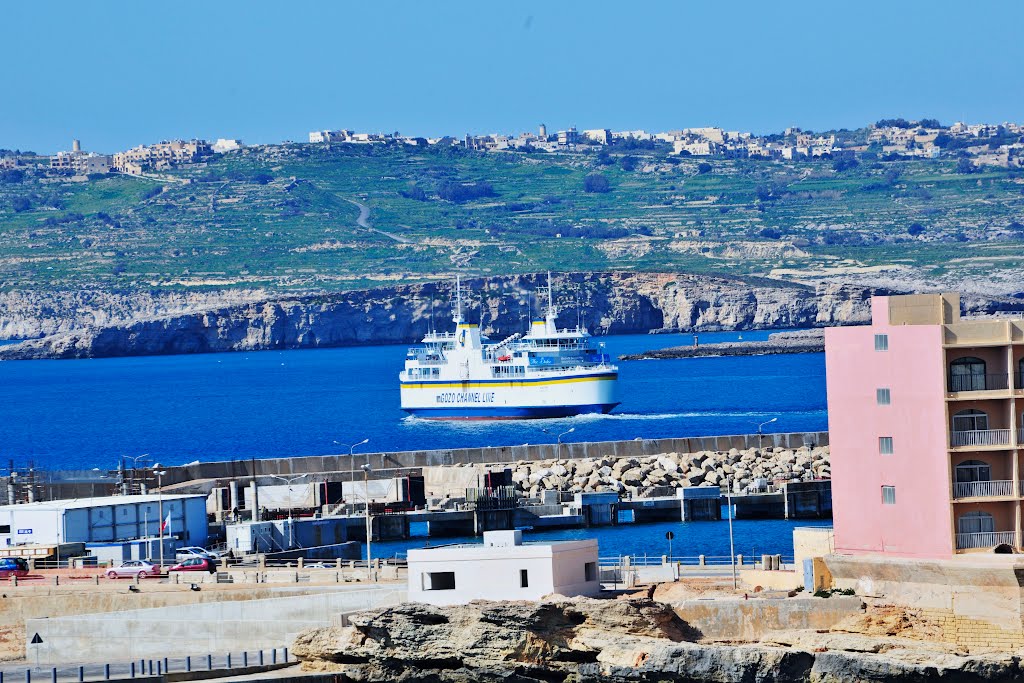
[
  {"left": 206, "top": 655, "right": 212, "bottom": 671},
  {"left": 736, "top": 554, "right": 744, "bottom": 566},
  {"left": 104, "top": 664, "right": 110, "bottom": 681},
  {"left": 186, "top": 656, "right": 191, "bottom": 672},
  {"left": 283, "top": 648, "right": 288, "bottom": 663},
  {"left": 226, "top": 653, "right": 231, "bottom": 669},
  {"left": 130, "top": 663, "right": 135, "bottom": 678},
  {"left": 12, "top": 576, "right": 17, "bottom": 586},
  {"left": 272, "top": 649, "right": 277, "bottom": 665},
  {"left": 54, "top": 576, "right": 59, "bottom": 586},
  {"left": 698, "top": 554, "right": 705, "bottom": 566},
  {"left": 26, "top": 670, "right": 30, "bottom": 683},
  {"left": 51, "top": 668, "right": 56, "bottom": 683},
  {"left": 94, "top": 575, "right": 100, "bottom": 586},
  {"left": 148, "top": 660, "right": 153, "bottom": 676},
  {"left": 79, "top": 666, "right": 84, "bottom": 682},
  {"left": 242, "top": 652, "right": 248, "bottom": 667},
  {"left": 162, "top": 658, "right": 167, "bottom": 674},
  {"left": 258, "top": 651, "right": 264, "bottom": 666},
  {"left": 156, "top": 662, "right": 161, "bottom": 676}
]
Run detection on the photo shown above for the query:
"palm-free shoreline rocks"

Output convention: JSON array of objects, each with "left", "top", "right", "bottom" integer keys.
[
  {"left": 508, "top": 445, "right": 830, "bottom": 498},
  {"left": 293, "top": 598, "right": 1024, "bottom": 683}
]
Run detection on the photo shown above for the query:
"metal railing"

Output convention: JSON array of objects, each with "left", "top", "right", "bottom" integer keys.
[
  {"left": 597, "top": 553, "right": 794, "bottom": 567},
  {"left": 950, "top": 429, "right": 1011, "bottom": 447},
  {"left": 3, "top": 647, "right": 290, "bottom": 683},
  {"left": 953, "top": 480, "right": 1014, "bottom": 499},
  {"left": 955, "top": 531, "right": 1016, "bottom": 550},
  {"left": 948, "top": 373, "right": 1009, "bottom": 392}
]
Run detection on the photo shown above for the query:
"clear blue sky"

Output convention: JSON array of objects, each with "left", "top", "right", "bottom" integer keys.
[{"left": 4, "top": 1, "right": 1023, "bottom": 154}]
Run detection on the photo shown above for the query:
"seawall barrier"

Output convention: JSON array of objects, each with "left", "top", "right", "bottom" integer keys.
[{"left": 162, "top": 431, "right": 829, "bottom": 486}]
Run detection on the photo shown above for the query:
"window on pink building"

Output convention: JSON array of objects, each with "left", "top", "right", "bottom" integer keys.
[
  {"left": 878, "top": 437, "right": 893, "bottom": 455},
  {"left": 876, "top": 388, "right": 891, "bottom": 405},
  {"left": 874, "top": 334, "right": 888, "bottom": 351},
  {"left": 881, "top": 486, "right": 896, "bottom": 505}
]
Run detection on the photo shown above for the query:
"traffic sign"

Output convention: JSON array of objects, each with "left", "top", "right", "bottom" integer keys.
[{"left": 31, "top": 633, "right": 43, "bottom": 644}]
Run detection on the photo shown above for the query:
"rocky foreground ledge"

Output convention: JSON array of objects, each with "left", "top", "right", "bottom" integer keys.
[
  {"left": 508, "top": 445, "right": 830, "bottom": 497},
  {"left": 621, "top": 329, "right": 825, "bottom": 361},
  {"left": 292, "top": 598, "right": 1024, "bottom": 682}
]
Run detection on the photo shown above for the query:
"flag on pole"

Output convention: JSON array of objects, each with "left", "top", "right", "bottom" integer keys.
[{"left": 161, "top": 513, "right": 171, "bottom": 533}]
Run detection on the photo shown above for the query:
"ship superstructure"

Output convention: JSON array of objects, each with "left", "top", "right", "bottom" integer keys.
[{"left": 399, "top": 275, "right": 619, "bottom": 419}]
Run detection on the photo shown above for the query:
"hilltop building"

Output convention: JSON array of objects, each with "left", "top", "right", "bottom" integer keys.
[
  {"left": 113, "top": 139, "right": 211, "bottom": 174},
  {"left": 407, "top": 530, "right": 600, "bottom": 606},
  {"left": 49, "top": 139, "right": 111, "bottom": 175},
  {"left": 826, "top": 293, "right": 1024, "bottom": 558},
  {"left": 212, "top": 138, "right": 244, "bottom": 153}
]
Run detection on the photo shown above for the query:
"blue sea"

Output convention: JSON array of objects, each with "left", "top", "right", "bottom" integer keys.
[
  {"left": 377, "top": 517, "right": 831, "bottom": 563},
  {"left": 0, "top": 329, "right": 826, "bottom": 471}
]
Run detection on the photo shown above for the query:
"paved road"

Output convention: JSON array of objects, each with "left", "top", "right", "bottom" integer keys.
[{"left": 343, "top": 198, "right": 411, "bottom": 243}]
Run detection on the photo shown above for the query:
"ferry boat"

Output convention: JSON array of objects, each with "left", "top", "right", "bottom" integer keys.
[{"left": 399, "top": 275, "right": 619, "bottom": 419}]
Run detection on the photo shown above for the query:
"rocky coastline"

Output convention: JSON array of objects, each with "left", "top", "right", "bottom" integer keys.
[
  {"left": 292, "top": 598, "right": 1024, "bottom": 682},
  {"left": 621, "top": 329, "right": 825, "bottom": 361},
  {"left": 507, "top": 445, "right": 830, "bottom": 497},
  {"left": 0, "top": 272, "right": 878, "bottom": 360}
]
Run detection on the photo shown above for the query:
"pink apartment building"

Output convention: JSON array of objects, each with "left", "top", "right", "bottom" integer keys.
[{"left": 826, "top": 293, "right": 1024, "bottom": 558}]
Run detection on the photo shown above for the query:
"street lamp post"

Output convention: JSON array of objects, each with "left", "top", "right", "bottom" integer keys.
[
  {"left": 361, "top": 464, "right": 373, "bottom": 582},
  {"left": 153, "top": 468, "right": 167, "bottom": 574},
  {"left": 756, "top": 418, "right": 778, "bottom": 447},
  {"left": 335, "top": 438, "right": 369, "bottom": 511},
  {"left": 727, "top": 475, "right": 737, "bottom": 589},
  {"left": 269, "top": 474, "right": 309, "bottom": 549},
  {"left": 557, "top": 427, "right": 575, "bottom": 459}
]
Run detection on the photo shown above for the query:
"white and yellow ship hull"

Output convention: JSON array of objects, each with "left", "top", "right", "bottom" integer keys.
[{"left": 400, "top": 370, "right": 619, "bottom": 420}]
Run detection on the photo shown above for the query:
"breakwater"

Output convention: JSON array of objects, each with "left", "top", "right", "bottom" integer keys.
[
  {"left": 622, "top": 329, "right": 824, "bottom": 360},
  {"left": 161, "top": 431, "right": 828, "bottom": 487},
  {"left": 509, "top": 444, "right": 829, "bottom": 497}
]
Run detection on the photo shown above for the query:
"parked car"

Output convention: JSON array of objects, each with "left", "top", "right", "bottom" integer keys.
[
  {"left": 106, "top": 560, "right": 159, "bottom": 579},
  {"left": 168, "top": 557, "right": 216, "bottom": 573},
  {"left": 174, "top": 546, "right": 216, "bottom": 562},
  {"left": 0, "top": 558, "right": 29, "bottom": 578}
]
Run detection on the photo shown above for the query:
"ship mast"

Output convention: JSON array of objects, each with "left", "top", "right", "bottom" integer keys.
[
  {"left": 453, "top": 275, "right": 464, "bottom": 324},
  {"left": 545, "top": 271, "right": 557, "bottom": 334}
]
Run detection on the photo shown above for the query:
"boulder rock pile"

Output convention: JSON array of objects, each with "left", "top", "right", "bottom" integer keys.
[{"left": 510, "top": 446, "right": 830, "bottom": 498}]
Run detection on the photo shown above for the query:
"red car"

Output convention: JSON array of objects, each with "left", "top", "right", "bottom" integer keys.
[{"left": 168, "top": 557, "right": 217, "bottom": 573}]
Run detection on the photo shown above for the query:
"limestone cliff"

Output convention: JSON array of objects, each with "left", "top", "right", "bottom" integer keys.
[
  {"left": 292, "top": 598, "right": 1024, "bottom": 683},
  {"left": 0, "top": 272, "right": 888, "bottom": 360}
]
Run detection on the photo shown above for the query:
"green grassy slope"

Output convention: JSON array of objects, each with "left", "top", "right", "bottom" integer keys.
[{"left": 1, "top": 143, "right": 1023, "bottom": 293}]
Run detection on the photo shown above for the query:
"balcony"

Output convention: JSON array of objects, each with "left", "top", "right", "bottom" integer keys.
[
  {"left": 950, "top": 429, "right": 1012, "bottom": 447},
  {"left": 953, "top": 480, "right": 1014, "bottom": 499},
  {"left": 956, "top": 531, "right": 1016, "bottom": 550},
  {"left": 947, "top": 373, "right": 1009, "bottom": 393}
]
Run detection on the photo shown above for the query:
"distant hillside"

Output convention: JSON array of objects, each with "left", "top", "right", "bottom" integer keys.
[{"left": 1, "top": 143, "right": 1023, "bottom": 300}]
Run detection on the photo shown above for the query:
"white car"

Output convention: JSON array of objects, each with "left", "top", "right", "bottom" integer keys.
[
  {"left": 106, "top": 560, "right": 158, "bottom": 579},
  {"left": 175, "top": 547, "right": 216, "bottom": 562}
]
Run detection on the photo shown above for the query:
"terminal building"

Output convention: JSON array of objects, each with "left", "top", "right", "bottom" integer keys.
[
  {"left": 826, "top": 293, "right": 1024, "bottom": 558},
  {"left": 407, "top": 530, "right": 600, "bottom": 606},
  {"left": 0, "top": 495, "right": 208, "bottom": 563}
]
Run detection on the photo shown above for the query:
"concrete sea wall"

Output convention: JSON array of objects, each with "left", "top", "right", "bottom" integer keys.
[
  {"left": 163, "top": 431, "right": 830, "bottom": 487},
  {"left": 26, "top": 586, "right": 405, "bottom": 664}
]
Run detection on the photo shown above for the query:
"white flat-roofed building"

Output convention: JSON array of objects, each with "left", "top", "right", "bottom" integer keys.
[
  {"left": 0, "top": 494, "right": 208, "bottom": 549},
  {"left": 407, "top": 530, "right": 600, "bottom": 606}
]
